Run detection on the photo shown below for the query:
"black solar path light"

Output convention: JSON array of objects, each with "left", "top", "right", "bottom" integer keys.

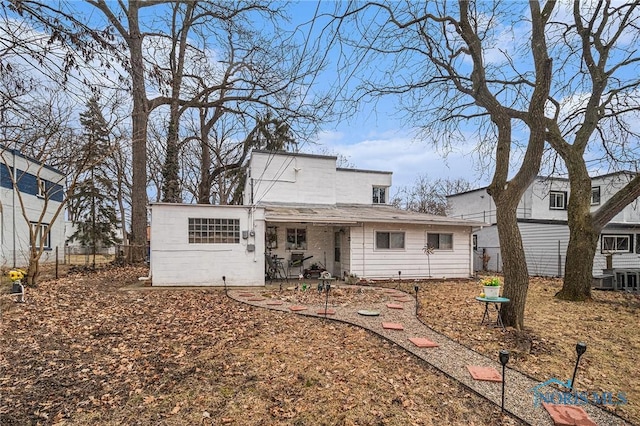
[
  {"left": 324, "top": 284, "right": 331, "bottom": 319},
  {"left": 570, "top": 342, "right": 587, "bottom": 392},
  {"left": 499, "top": 350, "right": 510, "bottom": 413},
  {"left": 414, "top": 285, "right": 419, "bottom": 315},
  {"left": 222, "top": 275, "right": 227, "bottom": 294}
]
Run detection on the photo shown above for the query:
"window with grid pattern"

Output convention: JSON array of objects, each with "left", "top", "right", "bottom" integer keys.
[{"left": 188, "top": 218, "right": 240, "bottom": 244}]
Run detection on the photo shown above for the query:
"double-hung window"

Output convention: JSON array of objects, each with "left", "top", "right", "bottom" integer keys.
[
  {"left": 372, "top": 186, "right": 387, "bottom": 204},
  {"left": 427, "top": 233, "right": 453, "bottom": 250},
  {"left": 376, "top": 231, "right": 405, "bottom": 250},
  {"left": 188, "top": 218, "right": 240, "bottom": 244},
  {"left": 601, "top": 235, "right": 632, "bottom": 253},
  {"left": 30, "top": 222, "right": 51, "bottom": 249},
  {"left": 549, "top": 191, "right": 567, "bottom": 210},
  {"left": 591, "top": 186, "right": 601, "bottom": 205},
  {"left": 286, "top": 228, "right": 307, "bottom": 250},
  {"left": 37, "top": 178, "right": 46, "bottom": 198}
]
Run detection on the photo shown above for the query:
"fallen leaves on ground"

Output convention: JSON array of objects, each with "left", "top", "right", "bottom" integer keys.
[
  {"left": 394, "top": 277, "right": 640, "bottom": 425},
  {"left": 1, "top": 266, "right": 523, "bottom": 425}
]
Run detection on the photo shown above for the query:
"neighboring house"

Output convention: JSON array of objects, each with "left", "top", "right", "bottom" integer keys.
[
  {"left": 0, "top": 147, "right": 66, "bottom": 268},
  {"left": 447, "top": 172, "right": 640, "bottom": 290},
  {"left": 64, "top": 221, "right": 125, "bottom": 255},
  {"left": 150, "top": 150, "right": 485, "bottom": 287}
]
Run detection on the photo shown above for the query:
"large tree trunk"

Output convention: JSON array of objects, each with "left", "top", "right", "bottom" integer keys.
[
  {"left": 557, "top": 217, "right": 598, "bottom": 300},
  {"left": 198, "top": 112, "right": 212, "bottom": 204},
  {"left": 556, "top": 163, "right": 599, "bottom": 300},
  {"left": 494, "top": 197, "right": 529, "bottom": 330},
  {"left": 128, "top": 7, "right": 149, "bottom": 263}
]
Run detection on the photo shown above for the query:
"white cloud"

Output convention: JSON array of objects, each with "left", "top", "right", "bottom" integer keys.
[{"left": 308, "top": 128, "right": 487, "bottom": 190}]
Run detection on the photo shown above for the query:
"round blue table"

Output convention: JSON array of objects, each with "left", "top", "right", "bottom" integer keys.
[{"left": 475, "top": 296, "right": 510, "bottom": 330}]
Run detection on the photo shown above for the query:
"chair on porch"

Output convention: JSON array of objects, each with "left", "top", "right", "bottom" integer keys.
[{"left": 265, "top": 253, "right": 287, "bottom": 282}]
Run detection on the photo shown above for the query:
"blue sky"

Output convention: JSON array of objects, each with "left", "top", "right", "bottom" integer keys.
[{"left": 283, "top": 1, "right": 488, "bottom": 191}]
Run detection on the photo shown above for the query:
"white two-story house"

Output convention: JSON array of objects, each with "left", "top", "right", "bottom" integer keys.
[
  {"left": 150, "top": 150, "right": 485, "bottom": 287},
  {"left": 0, "top": 146, "right": 66, "bottom": 268},
  {"left": 447, "top": 172, "right": 640, "bottom": 291}
]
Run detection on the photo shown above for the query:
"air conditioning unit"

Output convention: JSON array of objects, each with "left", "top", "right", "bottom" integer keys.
[{"left": 592, "top": 274, "right": 615, "bottom": 290}]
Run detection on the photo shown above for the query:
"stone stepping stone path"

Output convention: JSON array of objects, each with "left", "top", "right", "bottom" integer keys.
[
  {"left": 543, "top": 403, "right": 597, "bottom": 426},
  {"left": 228, "top": 287, "right": 630, "bottom": 426},
  {"left": 289, "top": 305, "right": 307, "bottom": 312},
  {"left": 408, "top": 337, "right": 439, "bottom": 348},
  {"left": 386, "top": 303, "right": 404, "bottom": 309},
  {"left": 467, "top": 365, "right": 503, "bottom": 383},
  {"left": 382, "top": 322, "right": 404, "bottom": 330}
]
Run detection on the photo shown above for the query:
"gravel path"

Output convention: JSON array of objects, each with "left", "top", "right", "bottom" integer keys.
[{"left": 227, "top": 284, "right": 632, "bottom": 426}]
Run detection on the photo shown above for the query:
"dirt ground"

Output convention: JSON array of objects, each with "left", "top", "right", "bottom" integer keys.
[{"left": 0, "top": 267, "right": 637, "bottom": 425}]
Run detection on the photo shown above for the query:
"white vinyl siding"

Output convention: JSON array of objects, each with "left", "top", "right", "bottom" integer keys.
[{"left": 349, "top": 224, "right": 471, "bottom": 279}]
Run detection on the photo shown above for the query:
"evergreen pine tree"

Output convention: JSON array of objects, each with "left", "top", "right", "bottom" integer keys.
[{"left": 68, "top": 96, "right": 121, "bottom": 267}]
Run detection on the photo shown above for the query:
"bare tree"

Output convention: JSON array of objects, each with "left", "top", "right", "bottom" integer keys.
[
  {"left": 334, "top": 1, "right": 640, "bottom": 316},
  {"left": 391, "top": 175, "right": 472, "bottom": 216},
  {"left": 543, "top": 2, "right": 640, "bottom": 300},
  {"left": 333, "top": 1, "right": 554, "bottom": 329},
  {"left": 0, "top": 77, "right": 101, "bottom": 285}
]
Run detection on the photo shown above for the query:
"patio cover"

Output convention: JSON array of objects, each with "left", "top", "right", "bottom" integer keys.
[{"left": 262, "top": 203, "right": 487, "bottom": 227}]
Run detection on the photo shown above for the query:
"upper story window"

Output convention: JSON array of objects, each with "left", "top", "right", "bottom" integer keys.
[
  {"left": 601, "top": 234, "right": 631, "bottom": 253},
  {"left": 427, "top": 233, "right": 453, "bottom": 250},
  {"left": 591, "top": 186, "right": 601, "bottom": 205},
  {"left": 376, "top": 231, "right": 405, "bottom": 250},
  {"left": 37, "top": 178, "right": 46, "bottom": 198},
  {"left": 188, "top": 218, "right": 240, "bottom": 244},
  {"left": 549, "top": 191, "right": 567, "bottom": 210},
  {"left": 372, "top": 186, "right": 387, "bottom": 204},
  {"left": 286, "top": 228, "right": 307, "bottom": 250}
]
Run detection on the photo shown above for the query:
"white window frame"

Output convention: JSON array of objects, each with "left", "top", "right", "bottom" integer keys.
[
  {"left": 188, "top": 218, "right": 240, "bottom": 244},
  {"left": 372, "top": 186, "right": 387, "bottom": 204},
  {"left": 601, "top": 234, "right": 631, "bottom": 253},
  {"left": 375, "top": 231, "right": 405, "bottom": 250},
  {"left": 427, "top": 233, "right": 453, "bottom": 250},
  {"left": 30, "top": 222, "right": 51, "bottom": 249},
  {"left": 549, "top": 191, "right": 567, "bottom": 210},
  {"left": 37, "top": 177, "right": 46, "bottom": 198},
  {"left": 591, "top": 186, "right": 601, "bottom": 205},
  {"left": 286, "top": 228, "right": 307, "bottom": 250}
]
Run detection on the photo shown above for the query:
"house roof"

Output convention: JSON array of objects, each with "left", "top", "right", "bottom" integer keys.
[
  {"left": 447, "top": 171, "right": 639, "bottom": 198},
  {"left": 262, "top": 203, "right": 487, "bottom": 227}
]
